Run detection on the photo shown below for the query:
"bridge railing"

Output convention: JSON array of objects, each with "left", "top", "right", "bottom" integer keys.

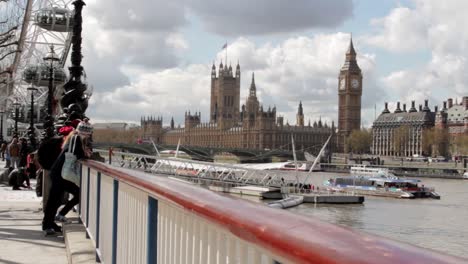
[{"left": 79, "top": 160, "right": 465, "bottom": 264}]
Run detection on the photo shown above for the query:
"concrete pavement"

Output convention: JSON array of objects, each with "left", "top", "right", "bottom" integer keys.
[{"left": 0, "top": 160, "right": 68, "bottom": 264}]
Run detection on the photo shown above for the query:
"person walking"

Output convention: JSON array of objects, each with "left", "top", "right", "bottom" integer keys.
[
  {"left": 8, "top": 137, "right": 20, "bottom": 169},
  {"left": 19, "top": 138, "right": 29, "bottom": 168},
  {"left": 4, "top": 140, "right": 10, "bottom": 168},
  {"left": 0, "top": 141, "right": 6, "bottom": 161},
  {"left": 42, "top": 119, "right": 93, "bottom": 236},
  {"left": 27, "top": 152, "right": 38, "bottom": 179}
]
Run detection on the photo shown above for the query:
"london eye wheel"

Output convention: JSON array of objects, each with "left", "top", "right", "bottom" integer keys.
[{"left": 1, "top": 0, "right": 74, "bottom": 138}]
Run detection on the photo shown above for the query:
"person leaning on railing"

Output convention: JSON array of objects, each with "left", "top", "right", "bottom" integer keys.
[{"left": 42, "top": 119, "right": 93, "bottom": 236}]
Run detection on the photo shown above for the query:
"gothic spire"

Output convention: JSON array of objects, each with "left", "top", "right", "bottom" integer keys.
[
  {"left": 341, "top": 35, "right": 361, "bottom": 73},
  {"left": 347, "top": 35, "right": 356, "bottom": 56},
  {"left": 249, "top": 72, "right": 256, "bottom": 97},
  {"left": 298, "top": 101, "right": 303, "bottom": 115}
]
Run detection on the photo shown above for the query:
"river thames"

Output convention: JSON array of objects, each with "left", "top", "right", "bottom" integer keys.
[{"left": 276, "top": 171, "right": 468, "bottom": 258}]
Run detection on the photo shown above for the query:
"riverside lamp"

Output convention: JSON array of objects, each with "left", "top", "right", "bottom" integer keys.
[
  {"left": 13, "top": 101, "right": 21, "bottom": 136},
  {"left": 0, "top": 110, "right": 4, "bottom": 142},
  {"left": 27, "top": 87, "right": 38, "bottom": 149},
  {"left": 43, "top": 45, "right": 60, "bottom": 139}
]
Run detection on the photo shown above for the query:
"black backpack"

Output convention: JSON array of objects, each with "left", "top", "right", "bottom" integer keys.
[{"left": 37, "top": 136, "right": 63, "bottom": 170}]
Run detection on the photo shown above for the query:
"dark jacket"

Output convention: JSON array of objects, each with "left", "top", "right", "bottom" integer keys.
[{"left": 37, "top": 137, "right": 63, "bottom": 170}]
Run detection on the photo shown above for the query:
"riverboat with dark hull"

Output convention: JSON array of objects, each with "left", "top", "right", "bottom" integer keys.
[{"left": 325, "top": 169, "right": 440, "bottom": 199}]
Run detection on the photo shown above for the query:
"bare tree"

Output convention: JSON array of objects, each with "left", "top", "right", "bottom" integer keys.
[
  {"left": 347, "top": 129, "right": 372, "bottom": 154},
  {"left": 423, "top": 127, "right": 450, "bottom": 157},
  {"left": 0, "top": 0, "right": 20, "bottom": 103},
  {"left": 0, "top": 0, "right": 20, "bottom": 75}
]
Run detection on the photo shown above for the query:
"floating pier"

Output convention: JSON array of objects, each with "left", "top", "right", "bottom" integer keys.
[{"left": 301, "top": 193, "right": 364, "bottom": 204}]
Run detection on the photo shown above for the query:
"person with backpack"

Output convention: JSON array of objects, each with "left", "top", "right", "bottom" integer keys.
[{"left": 42, "top": 119, "right": 93, "bottom": 236}]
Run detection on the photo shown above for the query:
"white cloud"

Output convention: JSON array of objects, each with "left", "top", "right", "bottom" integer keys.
[
  {"left": 364, "top": 7, "right": 427, "bottom": 52},
  {"left": 89, "top": 64, "right": 211, "bottom": 125},
  {"left": 88, "top": 34, "right": 381, "bottom": 127},
  {"left": 188, "top": 0, "right": 354, "bottom": 36},
  {"left": 374, "top": 0, "right": 468, "bottom": 110}
]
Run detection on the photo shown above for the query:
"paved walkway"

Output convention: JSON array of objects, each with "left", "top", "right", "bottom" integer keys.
[{"left": 0, "top": 161, "right": 67, "bottom": 264}]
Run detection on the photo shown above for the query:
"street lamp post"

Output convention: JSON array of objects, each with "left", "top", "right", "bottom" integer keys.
[
  {"left": 13, "top": 102, "right": 20, "bottom": 136},
  {"left": 27, "top": 87, "right": 38, "bottom": 149},
  {"left": 43, "top": 45, "right": 60, "bottom": 139}
]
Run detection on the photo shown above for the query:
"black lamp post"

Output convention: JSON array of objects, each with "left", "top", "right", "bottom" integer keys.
[
  {"left": 27, "top": 87, "right": 38, "bottom": 149},
  {"left": 43, "top": 45, "right": 60, "bottom": 139},
  {"left": 60, "top": 0, "right": 88, "bottom": 120},
  {"left": 13, "top": 102, "right": 20, "bottom": 136},
  {"left": 0, "top": 110, "right": 4, "bottom": 143}
]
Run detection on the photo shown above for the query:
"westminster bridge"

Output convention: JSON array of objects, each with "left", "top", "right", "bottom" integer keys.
[{"left": 92, "top": 142, "right": 318, "bottom": 162}]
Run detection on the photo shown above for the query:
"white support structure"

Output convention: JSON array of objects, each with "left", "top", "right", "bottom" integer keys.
[{"left": 96, "top": 149, "right": 297, "bottom": 189}]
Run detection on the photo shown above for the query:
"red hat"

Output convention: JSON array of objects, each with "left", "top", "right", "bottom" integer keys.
[{"left": 59, "top": 126, "right": 74, "bottom": 136}]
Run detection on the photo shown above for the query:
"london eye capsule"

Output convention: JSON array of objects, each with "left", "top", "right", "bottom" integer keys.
[
  {"left": 34, "top": 7, "right": 74, "bottom": 32},
  {"left": 22, "top": 64, "right": 67, "bottom": 87}
]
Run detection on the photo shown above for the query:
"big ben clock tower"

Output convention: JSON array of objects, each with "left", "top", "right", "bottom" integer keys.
[{"left": 337, "top": 37, "right": 362, "bottom": 152}]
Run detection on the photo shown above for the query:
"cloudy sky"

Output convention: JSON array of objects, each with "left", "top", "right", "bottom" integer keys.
[{"left": 81, "top": 0, "right": 468, "bottom": 127}]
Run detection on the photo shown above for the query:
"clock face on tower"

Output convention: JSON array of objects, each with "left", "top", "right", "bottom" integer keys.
[
  {"left": 339, "top": 79, "right": 345, "bottom": 90},
  {"left": 351, "top": 78, "right": 360, "bottom": 89}
]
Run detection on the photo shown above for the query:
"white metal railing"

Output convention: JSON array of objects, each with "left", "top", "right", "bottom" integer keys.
[
  {"left": 79, "top": 160, "right": 466, "bottom": 264},
  {"left": 94, "top": 149, "right": 299, "bottom": 188}
]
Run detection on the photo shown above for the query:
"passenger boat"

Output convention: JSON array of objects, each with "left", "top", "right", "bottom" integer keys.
[
  {"left": 235, "top": 161, "right": 321, "bottom": 172},
  {"left": 278, "top": 162, "right": 314, "bottom": 171},
  {"left": 325, "top": 167, "right": 440, "bottom": 199},
  {"left": 349, "top": 165, "right": 390, "bottom": 175}
]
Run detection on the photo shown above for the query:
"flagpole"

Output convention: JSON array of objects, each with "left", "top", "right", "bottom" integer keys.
[{"left": 225, "top": 41, "right": 228, "bottom": 65}]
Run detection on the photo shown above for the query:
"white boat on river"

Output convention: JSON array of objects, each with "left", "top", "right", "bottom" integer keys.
[{"left": 325, "top": 166, "right": 441, "bottom": 199}]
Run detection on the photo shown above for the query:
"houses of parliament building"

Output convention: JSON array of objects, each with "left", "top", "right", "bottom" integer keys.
[{"left": 141, "top": 39, "right": 362, "bottom": 153}]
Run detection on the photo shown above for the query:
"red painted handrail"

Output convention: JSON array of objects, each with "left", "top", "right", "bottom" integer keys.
[{"left": 82, "top": 160, "right": 466, "bottom": 264}]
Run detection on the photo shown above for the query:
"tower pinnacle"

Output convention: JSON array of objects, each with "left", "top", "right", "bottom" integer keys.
[
  {"left": 347, "top": 34, "right": 356, "bottom": 56},
  {"left": 249, "top": 72, "right": 256, "bottom": 97},
  {"left": 298, "top": 101, "right": 303, "bottom": 115}
]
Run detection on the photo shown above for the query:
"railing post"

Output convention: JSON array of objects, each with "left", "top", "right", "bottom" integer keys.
[
  {"left": 147, "top": 197, "right": 158, "bottom": 264},
  {"left": 112, "top": 180, "right": 119, "bottom": 264},
  {"left": 86, "top": 167, "right": 90, "bottom": 238},
  {"left": 78, "top": 164, "right": 82, "bottom": 223},
  {"left": 109, "top": 147, "right": 113, "bottom": 165},
  {"left": 96, "top": 172, "right": 101, "bottom": 262}
]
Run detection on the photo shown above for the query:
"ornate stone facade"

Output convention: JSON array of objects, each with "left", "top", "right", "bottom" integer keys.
[
  {"left": 435, "top": 97, "right": 468, "bottom": 136},
  {"left": 372, "top": 100, "right": 436, "bottom": 156},
  {"left": 337, "top": 38, "right": 363, "bottom": 152},
  {"left": 141, "top": 62, "right": 335, "bottom": 152}
]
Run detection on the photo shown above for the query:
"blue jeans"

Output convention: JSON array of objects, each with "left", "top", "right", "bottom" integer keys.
[{"left": 10, "top": 157, "right": 19, "bottom": 169}]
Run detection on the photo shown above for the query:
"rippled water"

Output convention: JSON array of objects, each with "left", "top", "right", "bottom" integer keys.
[{"left": 277, "top": 171, "right": 468, "bottom": 258}]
